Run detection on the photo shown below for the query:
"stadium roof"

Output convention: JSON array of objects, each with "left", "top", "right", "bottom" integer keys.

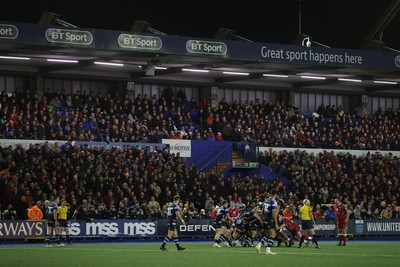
[{"left": 1, "top": 0, "right": 400, "bottom": 95}]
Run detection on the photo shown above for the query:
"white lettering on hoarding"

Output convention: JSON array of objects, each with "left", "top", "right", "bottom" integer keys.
[
  {"left": 162, "top": 139, "right": 191, "bottom": 157},
  {"left": 260, "top": 46, "right": 363, "bottom": 65},
  {"left": 124, "top": 222, "right": 156, "bottom": 235},
  {"left": 70, "top": 222, "right": 81, "bottom": 236},
  {"left": 86, "top": 222, "right": 119, "bottom": 236},
  {"left": 0, "top": 24, "right": 18, "bottom": 39},
  {"left": 367, "top": 222, "right": 400, "bottom": 232},
  {"left": 179, "top": 224, "right": 215, "bottom": 232},
  {"left": 313, "top": 224, "right": 336, "bottom": 231},
  {"left": 0, "top": 221, "right": 44, "bottom": 238}
]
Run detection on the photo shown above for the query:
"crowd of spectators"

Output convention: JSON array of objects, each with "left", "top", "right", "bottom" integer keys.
[
  {"left": 0, "top": 141, "right": 399, "bottom": 222},
  {"left": 0, "top": 88, "right": 399, "bottom": 222},
  {"left": 1, "top": 89, "right": 400, "bottom": 150}
]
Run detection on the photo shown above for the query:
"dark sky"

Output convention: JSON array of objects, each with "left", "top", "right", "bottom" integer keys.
[{"left": 2, "top": 0, "right": 400, "bottom": 50}]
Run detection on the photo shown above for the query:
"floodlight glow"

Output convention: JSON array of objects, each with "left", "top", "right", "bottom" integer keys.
[
  {"left": 301, "top": 75, "right": 326, "bottom": 80},
  {"left": 94, "top": 62, "right": 124, "bottom": 66},
  {"left": 338, "top": 78, "right": 362, "bottom": 82},
  {"left": 0, "top": 56, "right": 30, "bottom": 60},
  {"left": 223, "top": 71, "right": 249, "bottom": 76},
  {"left": 263, "top": 74, "right": 289, "bottom": 78},
  {"left": 47, "top": 59, "right": 78, "bottom": 63},
  {"left": 182, "top": 68, "right": 209, "bottom": 73},
  {"left": 373, "top": 80, "right": 397, "bottom": 85}
]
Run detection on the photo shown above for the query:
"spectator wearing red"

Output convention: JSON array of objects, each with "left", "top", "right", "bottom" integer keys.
[
  {"left": 314, "top": 204, "right": 326, "bottom": 219},
  {"left": 198, "top": 97, "right": 208, "bottom": 109},
  {"left": 282, "top": 206, "right": 293, "bottom": 219},
  {"left": 206, "top": 113, "right": 214, "bottom": 127},
  {"left": 210, "top": 206, "right": 218, "bottom": 219},
  {"left": 215, "top": 132, "right": 224, "bottom": 141}
]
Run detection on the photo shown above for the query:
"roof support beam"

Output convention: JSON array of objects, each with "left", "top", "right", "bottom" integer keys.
[{"left": 360, "top": 0, "right": 400, "bottom": 49}]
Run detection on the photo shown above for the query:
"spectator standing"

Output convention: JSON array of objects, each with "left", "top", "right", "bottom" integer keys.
[{"left": 27, "top": 201, "right": 43, "bottom": 220}]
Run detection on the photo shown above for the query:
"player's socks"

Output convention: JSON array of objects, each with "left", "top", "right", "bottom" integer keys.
[
  {"left": 161, "top": 237, "right": 170, "bottom": 247},
  {"left": 298, "top": 235, "right": 305, "bottom": 247}
]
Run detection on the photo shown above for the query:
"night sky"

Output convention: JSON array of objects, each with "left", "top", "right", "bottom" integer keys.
[{"left": 2, "top": 0, "right": 400, "bottom": 50}]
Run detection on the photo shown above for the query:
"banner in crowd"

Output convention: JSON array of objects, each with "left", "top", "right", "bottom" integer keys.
[
  {"left": 0, "top": 139, "right": 61, "bottom": 149},
  {"left": 0, "top": 220, "right": 46, "bottom": 239},
  {"left": 74, "top": 141, "right": 166, "bottom": 152},
  {"left": 162, "top": 139, "right": 191, "bottom": 157}
]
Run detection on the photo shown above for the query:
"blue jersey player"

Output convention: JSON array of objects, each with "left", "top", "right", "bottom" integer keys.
[
  {"left": 255, "top": 189, "right": 279, "bottom": 255},
  {"left": 213, "top": 200, "right": 233, "bottom": 247},
  {"left": 160, "top": 195, "right": 186, "bottom": 251},
  {"left": 44, "top": 197, "right": 62, "bottom": 247}
]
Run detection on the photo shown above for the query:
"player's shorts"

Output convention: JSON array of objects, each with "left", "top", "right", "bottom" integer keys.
[
  {"left": 214, "top": 221, "right": 228, "bottom": 229},
  {"left": 59, "top": 219, "right": 68, "bottom": 227},
  {"left": 337, "top": 220, "right": 347, "bottom": 229},
  {"left": 262, "top": 218, "right": 275, "bottom": 230},
  {"left": 289, "top": 225, "right": 301, "bottom": 236},
  {"left": 301, "top": 220, "right": 314, "bottom": 230},
  {"left": 47, "top": 220, "right": 55, "bottom": 227},
  {"left": 235, "top": 224, "right": 246, "bottom": 232},
  {"left": 167, "top": 221, "right": 177, "bottom": 231},
  {"left": 248, "top": 219, "right": 260, "bottom": 231}
]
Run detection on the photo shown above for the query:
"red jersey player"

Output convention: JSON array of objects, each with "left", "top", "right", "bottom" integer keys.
[
  {"left": 278, "top": 215, "right": 302, "bottom": 242},
  {"left": 322, "top": 199, "right": 350, "bottom": 246}
]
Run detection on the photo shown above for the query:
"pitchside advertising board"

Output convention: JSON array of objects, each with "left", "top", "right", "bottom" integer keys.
[
  {"left": 68, "top": 220, "right": 157, "bottom": 238},
  {"left": 1, "top": 219, "right": 400, "bottom": 239},
  {"left": 0, "top": 220, "right": 46, "bottom": 239},
  {"left": 65, "top": 219, "right": 349, "bottom": 238},
  {"left": 356, "top": 219, "right": 400, "bottom": 235}
]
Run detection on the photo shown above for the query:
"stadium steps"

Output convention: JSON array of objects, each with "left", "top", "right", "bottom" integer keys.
[
  {"left": 210, "top": 161, "right": 231, "bottom": 173},
  {"left": 232, "top": 151, "right": 245, "bottom": 162}
]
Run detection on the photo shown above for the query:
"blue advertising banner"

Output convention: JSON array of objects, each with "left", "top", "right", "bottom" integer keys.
[
  {"left": 35, "top": 219, "right": 400, "bottom": 239},
  {"left": 1, "top": 22, "right": 399, "bottom": 71},
  {"left": 360, "top": 219, "right": 400, "bottom": 235},
  {"left": 68, "top": 219, "right": 157, "bottom": 238},
  {"left": 66, "top": 219, "right": 349, "bottom": 238},
  {"left": 157, "top": 219, "right": 216, "bottom": 237}
]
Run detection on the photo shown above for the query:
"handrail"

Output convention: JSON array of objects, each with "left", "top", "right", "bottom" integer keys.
[{"left": 199, "top": 144, "right": 232, "bottom": 174}]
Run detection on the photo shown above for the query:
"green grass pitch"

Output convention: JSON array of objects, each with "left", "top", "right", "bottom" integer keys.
[{"left": 0, "top": 241, "right": 399, "bottom": 267}]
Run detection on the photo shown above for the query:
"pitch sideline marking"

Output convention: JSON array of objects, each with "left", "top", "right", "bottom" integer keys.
[{"left": 0, "top": 246, "right": 398, "bottom": 258}]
